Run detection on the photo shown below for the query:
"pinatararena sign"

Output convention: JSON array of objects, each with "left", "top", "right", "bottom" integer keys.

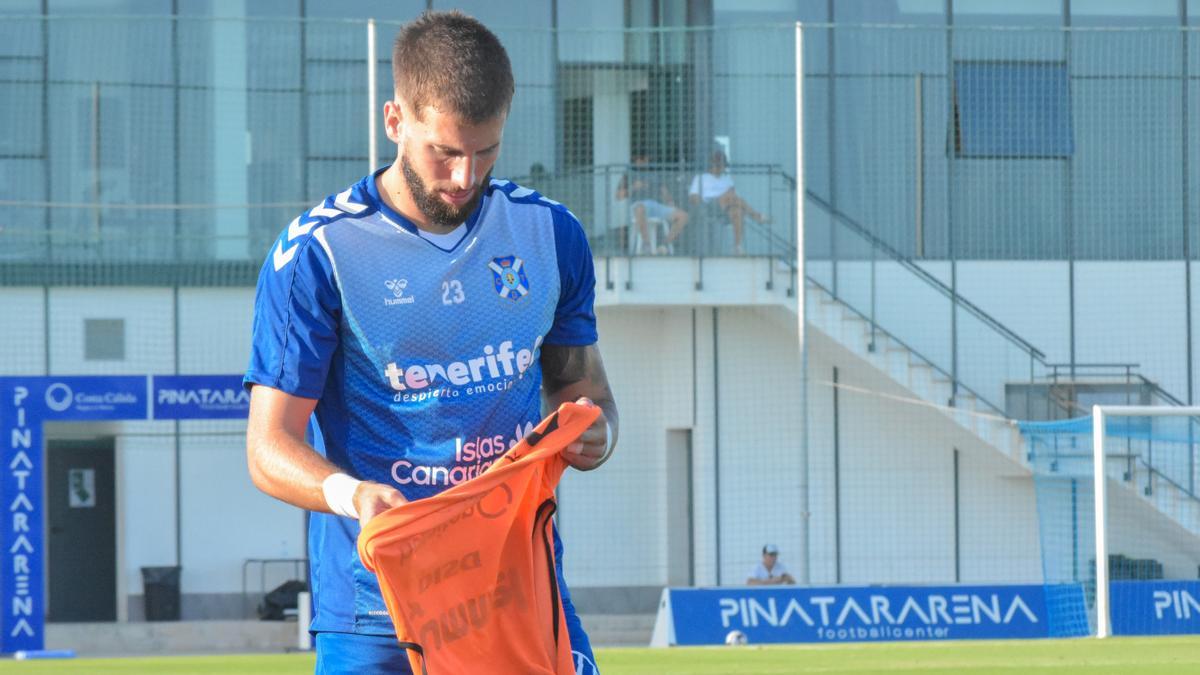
[
  {"left": 650, "top": 584, "right": 1091, "bottom": 646},
  {"left": 0, "top": 374, "right": 247, "bottom": 653}
]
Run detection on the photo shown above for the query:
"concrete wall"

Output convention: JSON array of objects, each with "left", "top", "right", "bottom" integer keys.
[
  {"left": 566, "top": 290, "right": 1046, "bottom": 591},
  {"left": 805, "top": 322, "right": 1044, "bottom": 587},
  {"left": 0, "top": 289, "right": 46, "bottom": 376}
]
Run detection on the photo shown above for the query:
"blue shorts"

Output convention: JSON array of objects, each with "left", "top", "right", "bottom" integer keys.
[
  {"left": 314, "top": 632, "right": 413, "bottom": 675},
  {"left": 631, "top": 199, "right": 678, "bottom": 222}
]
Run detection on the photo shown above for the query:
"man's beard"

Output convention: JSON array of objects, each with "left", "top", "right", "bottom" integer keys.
[{"left": 401, "top": 152, "right": 489, "bottom": 229}]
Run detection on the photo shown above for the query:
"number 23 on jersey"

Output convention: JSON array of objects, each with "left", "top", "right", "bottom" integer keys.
[{"left": 442, "top": 280, "right": 465, "bottom": 305}]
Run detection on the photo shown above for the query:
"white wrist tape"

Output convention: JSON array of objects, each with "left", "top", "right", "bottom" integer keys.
[{"left": 322, "top": 472, "right": 362, "bottom": 519}]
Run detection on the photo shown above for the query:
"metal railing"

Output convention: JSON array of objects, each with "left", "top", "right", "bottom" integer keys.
[
  {"left": 804, "top": 192, "right": 1200, "bottom": 503},
  {"left": 240, "top": 557, "right": 308, "bottom": 620},
  {"left": 512, "top": 162, "right": 796, "bottom": 260},
  {"left": 1016, "top": 363, "right": 1199, "bottom": 499},
  {"left": 805, "top": 190, "right": 1047, "bottom": 416}
]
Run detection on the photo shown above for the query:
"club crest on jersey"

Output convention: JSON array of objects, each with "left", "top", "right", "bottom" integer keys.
[{"left": 488, "top": 256, "right": 529, "bottom": 301}]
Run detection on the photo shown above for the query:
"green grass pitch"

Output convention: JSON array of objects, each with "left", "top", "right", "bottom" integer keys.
[{"left": 2, "top": 638, "right": 1199, "bottom": 674}]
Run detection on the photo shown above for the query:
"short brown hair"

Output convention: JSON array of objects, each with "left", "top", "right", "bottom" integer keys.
[{"left": 392, "top": 11, "right": 515, "bottom": 123}]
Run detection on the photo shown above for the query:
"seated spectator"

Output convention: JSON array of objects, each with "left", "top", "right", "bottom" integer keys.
[
  {"left": 688, "top": 150, "right": 769, "bottom": 255},
  {"left": 616, "top": 154, "right": 688, "bottom": 255},
  {"left": 746, "top": 544, "right": 795, "bottom": 586},
  {"left": 528, "top": 162, "right": 550, "bottom": 188}
]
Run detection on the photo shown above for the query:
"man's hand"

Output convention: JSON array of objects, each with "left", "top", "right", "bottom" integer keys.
[
  {"left": 565, "top": 397, "right": 611, "bottom": 471},
  {"left": 354, "top": 481, "right": 408, "bottom": 526}
]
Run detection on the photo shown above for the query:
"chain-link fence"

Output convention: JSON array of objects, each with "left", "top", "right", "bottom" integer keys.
[{"left": 3, "top": 16, "right": 1200, "bottom": 630}]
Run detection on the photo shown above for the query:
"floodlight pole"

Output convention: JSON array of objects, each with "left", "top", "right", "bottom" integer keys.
[
  {"left": 1091, "top": 405, "right": 1110, "bottom": 638},
  {"left": 368, "top": 18, "right": 378, "bottom": 173},
  {"left": 795, "top": 21, "right": 811, "bottom": 585}
]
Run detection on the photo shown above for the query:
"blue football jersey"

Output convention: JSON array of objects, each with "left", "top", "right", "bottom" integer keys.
[{"left": 244, "top": 169, "right": 598, "bottom": 636}]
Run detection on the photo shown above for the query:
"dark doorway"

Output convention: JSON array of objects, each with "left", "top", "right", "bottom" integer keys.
[
  {"left": 665, "top": 429, "right": 695, "bottom": 586},
  {"left": 47, "top": 438, "right": 117, "bottom": 622},
  {"left": 555, "top": 62, "right": 697, "bottom": 239},
  {"left": 562, "top": 95, "right": 595, "bottom": 171},
  {"left": 630, "top": 65, "right": 696, "bottom": 168}
]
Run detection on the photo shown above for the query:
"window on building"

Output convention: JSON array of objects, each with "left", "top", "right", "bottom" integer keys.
[
  {"left": 561, "top": 96, "right": 593, "bottom": 170},
  {"left": 84, "top": 318, "right": 125, "bottom": 361},
  {"left": 952, "top": 61, "right": 1074, "bottom": 158}
]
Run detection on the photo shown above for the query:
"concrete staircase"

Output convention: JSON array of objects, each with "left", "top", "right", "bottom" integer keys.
[
  {"left": 1139, "top": 470, "right": 1200, "bottom": 535},
  {"left": 802, "top": 279, "right": 1028, "bottom": 470},
  {"left": 801, "top": 275, "right": 1200, "bottom": 541},
  {"left": 1100, "top": 446, "right": 1200, "bottom": 540}
]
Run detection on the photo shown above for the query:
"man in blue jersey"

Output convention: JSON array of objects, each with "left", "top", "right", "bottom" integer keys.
[{"left": 243, "top": 11, "right": 617, "bottom": 674}]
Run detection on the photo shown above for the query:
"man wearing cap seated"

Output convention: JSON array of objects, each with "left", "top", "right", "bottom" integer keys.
[{"left": 746, "top": 544, "right": 796, "bottom": 585}]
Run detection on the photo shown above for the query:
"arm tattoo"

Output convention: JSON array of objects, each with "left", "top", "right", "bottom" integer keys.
[
  {"left": 541, "top": 344, "right": 619, "bottom": 466},
  {"left": 540, "top": 344, "right": 614, "bottom": 407},
  {"left": 540, "top": 344, "right": 594, "bottom": 394}
]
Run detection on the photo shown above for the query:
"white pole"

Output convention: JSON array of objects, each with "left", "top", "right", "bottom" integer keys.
[
  {"left": 367, "top": 18, "right": 379, "bottom": 173},
  {"left": 795, "top": 21, "right": 810, "bottom": 584},
  {"left": 1092, "top": 405, "right": 1110, "bottom": 639},
  {"left": 794, "top": 22, "right": 806, "bottom": 297},
  {"left": 297, "top": 591, "right": 312, "bottom": 651},
  {"left": 914, "top": 73, "right": 924, "bottom": 257}
]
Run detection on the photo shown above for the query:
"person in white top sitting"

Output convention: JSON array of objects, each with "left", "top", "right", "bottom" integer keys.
[
  {"left": 688, "top": 150, "right": 769, "bottom": 255},
  {"left": 746, "top": 544, "right": 796, "bottom": 586}
]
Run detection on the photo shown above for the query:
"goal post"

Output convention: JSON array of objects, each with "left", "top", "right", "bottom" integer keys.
[{"left": 1091, "top": 404, "right": 1200, "bottom": 639}]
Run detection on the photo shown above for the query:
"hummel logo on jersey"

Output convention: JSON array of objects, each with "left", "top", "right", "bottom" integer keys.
[
  {"left": 385, "top": 279, "right": 407, "bottom": 296},
  {"left": 489, "top": 255, "right": 529, "bottom": 301},
  {"left": 384, "top": 279, "right": 414, "bottom": 306}
]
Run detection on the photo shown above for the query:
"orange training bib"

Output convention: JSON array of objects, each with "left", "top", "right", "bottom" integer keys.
[{"left": 358, "top": 401, "right": 600, "bottom": 675}]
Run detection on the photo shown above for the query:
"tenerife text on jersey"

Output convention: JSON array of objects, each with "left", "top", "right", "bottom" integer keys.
[{"left": 383, "top": 336, "right": 544, "bottom": 401}]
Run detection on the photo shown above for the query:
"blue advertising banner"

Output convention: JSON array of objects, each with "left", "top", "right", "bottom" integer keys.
[
  {"left": 0, "top": 376, "right": 146, "bottom": 653},
  {"left": 1111, "top": 580, "right": 1200, "bottom": 635},
  {"left": 0, "top": 381, "right": 46, "bottom": 653},
  {"left": 666, "top": 584, "right": 1087, "bottom": 645},
  {"left": 152, "top": 375, "right": 250, "bottom": 420}
]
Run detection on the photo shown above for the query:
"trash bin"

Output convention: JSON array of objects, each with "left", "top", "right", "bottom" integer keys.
[
  {"left": 257, "top": 579, "right": 309, "bottom": 620},
  {"left": 141, "top": 566, "right": 181, "bottom": 621}
]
